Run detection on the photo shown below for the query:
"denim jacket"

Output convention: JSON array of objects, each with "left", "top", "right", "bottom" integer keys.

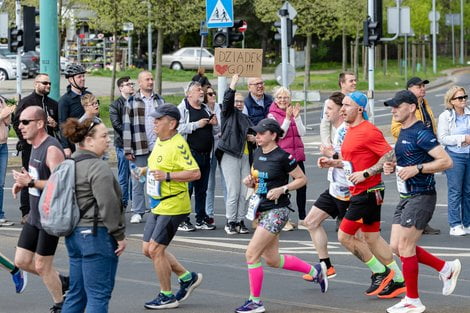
[{"left": 437, "top": 106, "right": 470, "bottom": 148}]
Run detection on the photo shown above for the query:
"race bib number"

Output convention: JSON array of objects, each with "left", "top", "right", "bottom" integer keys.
[
  {"left": 396, "top": 166, "right": 408, "bottom": 194},
  {"left": 28, "top": 166, "right": 40, "bottom": 197},
  {"left": 342, "top": 161, "right": 355, "bottom": 187},
  {"left": 146, "top": 172, "right": 161, "bottom": 197},
  {"left": 246, "top": 194, "right": 261, "bottom": 221},
  {"left": 327, "top": 167, "right": 334, "bottom": 182}
]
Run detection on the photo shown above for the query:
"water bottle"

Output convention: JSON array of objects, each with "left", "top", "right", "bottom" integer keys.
[{"left": 130, "top": 163, "right": 146, "bottom": 183}]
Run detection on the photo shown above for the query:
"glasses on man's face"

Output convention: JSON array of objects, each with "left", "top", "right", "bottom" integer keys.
[
  {"left": 452, "top": 95, "right": 468, "bottom": 102},
  {"left": 207, "top": 92, "right": 216, "bottom": 97},
  {"left": 20, "top": 119, "right": 39, "bottom": 126},
  {"left": 122, "top": 82, "right": 135, "bottom": 87},
  {"left": 37, "top": 81, "right": 51, "bottom": 86},
  {"left": 249, "top": 81, "right": 264, "bottom": 86},
  {"left": 86, "top": 100, "right": 100, "bottom": 107}
]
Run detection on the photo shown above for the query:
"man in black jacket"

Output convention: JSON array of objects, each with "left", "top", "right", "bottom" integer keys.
[
  {"left": 110, "top": 76, "right": 135, "bottom": 208},
  {"left": 12, "top": 73, "right": 59, "bottom": 220}
]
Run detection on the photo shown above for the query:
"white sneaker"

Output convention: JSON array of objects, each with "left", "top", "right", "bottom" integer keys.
[
  {"left": 0, "top": 218, "right": 14, "bottom": 226},
  {"left": 130, "top": 213, "right": 142, "bottom": 224},
  {"left": 440, "top": 259, "right": 461, "bottom": 295},
  {"left": 463, "top": 225, "right": 470, "bottom": 234},
  {"left": 386, "top": 297, "right": 425, "bottom": 313},
  {"left": 449, "top": 225, "right": 466, "bottom": 236},
  {"left": 282, "top": 220, "right": 295, "bottom": 231}
]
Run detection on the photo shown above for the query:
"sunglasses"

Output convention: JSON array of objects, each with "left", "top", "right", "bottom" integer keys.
[
  {"left": 37, "top": 81, "right": 51, "bottom": 86},
  {"left": 452, "top": 95, "right": 468, "bottom": 101},
  {"left": 86, "top": 117, "right": 102, "bottom": 135},
  {"left": 20, "top": 119, "right": 39, "bottom": 125},
  {"left": 207, "top": 92, "right": 216, "bottom": 96}
]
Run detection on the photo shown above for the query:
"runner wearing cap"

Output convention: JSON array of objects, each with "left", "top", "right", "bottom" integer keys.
[
  {"left": 235, "top": 118, "right": 327, "bottom": 313},
  {"left": 320, "top": 92, "right": 405, "bottom": 298},
  {"left": 383, "top": 90, "right": 460, "bottom": 313},
  {"left": 391, "top": 77, "right": 440, "bottom": 235},
  {"left": 138, "top": 104, "right": 203, "bottom": 309}
]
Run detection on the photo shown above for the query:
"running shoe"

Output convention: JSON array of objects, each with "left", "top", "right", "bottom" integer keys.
[
  {"left": 238, "top": 221, "right": 250, "bottom": 234},
  {"left": 235, "top": 299, "right": 265, "bottom": 313},
  {"left": 303, "top": 265, "right": 336, "bottom": 281},
  {"left": 195, "top": 221, "right": 216, "bottom": 230},
  {"left": 145, "top": 293, "right": 179, "bottom": 309},
  {"left": 365, "top": 267, "right": 394, "bottom": 296},
  {"left": 378, "top": 280, "right": 406, "bottom": 299},
  {"left": 11, "top": 269, "right": 27, "bottom": 294},
  {"left": 175, "top": 272, "right": 203, "bottom": 302},
  {"left": 178, "top": 221, "right": 196, "bottom": 232},
  {"left": 130, "top": 213, "right": 142, "bottom": 224},
  {"left": 440, "top": 259, "right": 461, "bottom": 295},
  {"left": 225, "top": 222, "right": 238, "bottom": 235},
  {"left": 386, "top": 297, "right": 425, "bottom": 313},
  {"left": 310, "top": 262, "right": 328, "bottom": 293}
]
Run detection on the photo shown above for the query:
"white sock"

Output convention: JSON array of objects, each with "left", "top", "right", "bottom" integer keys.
[
  {"left": 439, "top": 261, "right": 451, "bottom": 276},
  {"left": 405, "top": 297, "right": 422, "bottom": 305}
]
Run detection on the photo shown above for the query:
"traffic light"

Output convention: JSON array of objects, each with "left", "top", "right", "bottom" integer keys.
[
  {"left": 363, "top": 17, "right": 380, "bottom": 46},
  {"left": 274, "top": 18, "right": 294, "bottom": 46},
  {"left": 8, "top": 27, "right": 23, "bottom": 53},
  {"left": 23, "top": 6, "right": 40, "bottom": 52},
  {"left": 212, "top": 20, "right": 245, "bottom": 48}
]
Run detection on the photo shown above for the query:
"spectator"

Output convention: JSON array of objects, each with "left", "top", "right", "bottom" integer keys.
[
  {"left": 61, "top": 117, "right": 126, "bottom": 312},
  {"left": 110, "top": 76, "right": 135, "bottom": 209},
  {"left": 204, "top": 86, "right": 223, "bottom": 225},
  {"left": 191, "top": 66, "right": 211, "bottom": 88},
  {"left": 244, "top": 77, "right": 273, "bottom": 126},
  {"left": 438, "top": 86, "right": 470, "bottom": 236},
  {"left": 78, "top": 94, "right": 100, "bottom": 122},
  {"left": 177, "top": 81, "right": 217, "bottom": 231},
  {"left": 268, "top": 87, "right": 306, "bottom": 231},
  {"left": 0, "top": 98, "right": 14, "bottom": 225},
  {"left": 123, "top": 71, "right": 165, "bottom": 224},
  {"left": 217, "top": 74, "right": 254, "bottom": 235}
]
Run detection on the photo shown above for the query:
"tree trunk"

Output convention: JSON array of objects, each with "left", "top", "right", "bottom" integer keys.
[
  {"left": 111, "top": 31, "right": 117, "bottom": 103},
  {"left": 350, "top": 41, "right": 354, "bottom": 72},
  {"left": 155, "top": 28, "right": 163, "bottom": 95},
  {"left": 411, "top": 41, "right": 416, "bottom": 74},
  {"left": 362, "top": 45, "right": 367, "bottom": 80},
  {"left": 376, "top": 45, "right": 381, "bottom": 69},
  {"left": 342, "top": 28, "right": 347, "bottom": 71},
  {"left": 303, "top": 33, "right": 312, "bottom": 91},
  {"left": 422, "top": 42, "right": 426, "bottom": 74},
  {"left": 397, "top": 43, "right": 402, "bottom": 75},
  {"left": 384, "top": 43, "right": 388, "bottom": 76},
  {"left": 354, "top": 29, "right": 360, "bottom": 78}
]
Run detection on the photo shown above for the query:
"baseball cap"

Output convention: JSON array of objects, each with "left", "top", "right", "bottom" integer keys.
[
  {"left": 347, "top": 91, "right": 369, "bottom": 120},
  {"left": 250, "top": 118, "right": 284, "bottom": 137},
  {"left": 384, "top": 90, "right": 418, "bottom": 108},
  {"left": 406, "top": 77, "right": 429, "bottom": 89},
  {"left": 150, "top": 104, "right": 181, "bottom": 120}
]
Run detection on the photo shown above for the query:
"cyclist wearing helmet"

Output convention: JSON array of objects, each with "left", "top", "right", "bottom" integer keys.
[{"left": 58, "top": 64, "right": 92, "bottom": 157}]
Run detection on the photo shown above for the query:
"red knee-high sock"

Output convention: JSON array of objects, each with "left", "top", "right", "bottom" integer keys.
[
  {"left": 416, "top": 246, "right": 445, "bottom": 272},
  {"left": 401, "top": 255, "right": 419, "bottom": 299}
]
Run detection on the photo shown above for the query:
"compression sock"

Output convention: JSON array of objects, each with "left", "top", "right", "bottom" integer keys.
[
  {"left": 161, "top": 290, "right": 173, "bottom": 296},
  {"left": 280, "top": 254, "right": 316, "bottom": 275},
  {"left": 178, "top": 271, "right": 192, "bottom": 282},
  {"left": 0, "top": 252, "right": 15, "bottom": 272},
  {"left": 320, "top": 258, "right": 332, "bottom": 269},
  {"left": 401, "top": 255, "right": 419, "bottom": 298},
  {"left": 247, "top": 262, "right": 263, "bottom": 302},
  {"left": 365, "top": 255, "right": 386, "bottom": 274},
  {"left": 387, "top": 260, "right": 405, "bottom": 283},
  {"left": 416, "top": 245, "right": 445, "bottom": 272}
]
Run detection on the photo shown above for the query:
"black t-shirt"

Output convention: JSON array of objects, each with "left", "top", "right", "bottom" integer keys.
[
  {"left": 187, "top": 105, "right": 213, "bottom": 153},
  {"left": 252, "top": 146, "right": 297, "bottom": 211}
]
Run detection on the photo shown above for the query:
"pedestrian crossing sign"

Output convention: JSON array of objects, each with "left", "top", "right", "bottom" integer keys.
[{"left": 206, "top": 0, "right": 234, "bottom": 28}]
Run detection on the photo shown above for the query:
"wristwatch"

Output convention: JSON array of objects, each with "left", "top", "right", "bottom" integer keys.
[
  {"left": 27, "top": 179, "right": 35, "bottom": 188},
  {"left": 282, "top": 185, "right": 289, "bottom": 194},
  {"left": 363, "top": 171, "right": 370, "bottom": 178},
  {"left": 332, "top": 152, "right": 339, "bottom": 160},
  {"left": 165, "top": 172, "right": 171, "bottom": 182},
  {"left": 417, "top": 164, "right": 424, "bottom": 174}
]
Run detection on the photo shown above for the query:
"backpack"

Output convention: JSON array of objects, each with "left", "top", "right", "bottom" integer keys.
[{"left": 39, "top": 154, "right": 98, "bottom": 237}]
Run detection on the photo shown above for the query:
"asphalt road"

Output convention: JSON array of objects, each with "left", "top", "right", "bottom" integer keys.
[{"left": 1, "top": 76, "right": 470, "bottom": 313}]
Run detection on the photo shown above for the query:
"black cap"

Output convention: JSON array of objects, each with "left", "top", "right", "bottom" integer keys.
[
  {"left": 150, "top": 104, "right": 181, "bottom": 120},
  {"left": 384, "top": 90, "right": 418, "bottom": 108},
  {"left": 250, "top": 118, "right": 284, "bottom": 137},
  {"left": 406, "top": 77, "right": 430, "bottom": 89}
]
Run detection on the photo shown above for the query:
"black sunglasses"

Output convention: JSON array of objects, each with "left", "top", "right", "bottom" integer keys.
[
  {"left": 86, "top": 117, "right": 102, "bottom": 134},
  {"left": 20, "top": 119, "right": 39, "bottom": 125},
  {"left": 207, "top": 92, "right": 216, "bottom": 96},
  {"left": 452, "top": 95, "right": 468, "bottom": 101},
  {"left": 37, "top": 81, "right": 51, "bottom": 86}
]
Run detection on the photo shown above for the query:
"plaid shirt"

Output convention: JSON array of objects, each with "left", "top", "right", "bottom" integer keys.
[{"left": 123, "top": 90, "right": 164, "bottom": 156}]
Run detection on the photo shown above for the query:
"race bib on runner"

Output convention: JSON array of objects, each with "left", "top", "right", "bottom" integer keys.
[
  {"left": 395, "top": 166, "right": 408, "bottom": 194},
  {"left": 342, "top": 160, "right": 355, "bottom": 187},
  {"left": 146, "top": 172, "right": 161, "bottom": 197},
  {"left": 246, "top": 194, "right": 261, "bottom": 221}
]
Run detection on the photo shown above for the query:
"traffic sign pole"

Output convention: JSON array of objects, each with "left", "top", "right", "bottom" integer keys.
[
  {"left": 279, "top": 9, "right": 288, "bottom": 88},
  {"left": 432, "top": 0, "right": 437, "bottom": 73},
  {"left": 367, "top": 0, "right": 375, "bottom": 124},
  {"left": 40, "top": 0, "right": 60, "bottom": 100},
  {"left": 15, "top": 0, "right": 21, "bottom": 97}
]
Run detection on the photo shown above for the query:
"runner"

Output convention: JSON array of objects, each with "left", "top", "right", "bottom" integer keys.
[
  {"left": 0, "top": 252, "right": 27, "bottom": 293},
  {"left": 384, "top": 90, "right": 460, "bottom": 313},
  {"left": 235, "top": 118, "right": 327, "bottom": 313}
]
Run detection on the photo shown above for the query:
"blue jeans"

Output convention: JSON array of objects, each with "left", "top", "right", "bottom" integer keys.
[
  {"left": 0, "top": 144, "right": 8, "bottom": 219},
  {"left": 62, "top": 227, "right": 119, "bottom": 313},
  {"left": 445, "top": 150, "right": 470, "bottom": 227},
  {"left": 115, "top": 147, "right": 131, "bottom": 206},
  {"left": 205, "top": 150, "right": 226, "bottom": 218},
  {"left": 188, "top": 150, "right": 211, "bottom": 223}
]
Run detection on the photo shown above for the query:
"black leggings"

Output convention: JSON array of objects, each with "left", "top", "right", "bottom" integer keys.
[{"left": 295, "top": 161, "right": 307, "bottom": 220}]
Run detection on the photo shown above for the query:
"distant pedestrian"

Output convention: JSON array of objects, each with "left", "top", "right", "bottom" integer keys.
[
  {"left": 244, "top": 77, "right": 273, "bottom": 126},
  {"left": 79, "top": 94, "right": 100, "bottom": 122},
  {"left": 191, "top": 66, "right": 211, "bottom": 88}
]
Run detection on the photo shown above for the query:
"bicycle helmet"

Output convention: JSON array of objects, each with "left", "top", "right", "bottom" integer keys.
[{"left": 64, "top": 64, "right": 86, "bottom": 78}]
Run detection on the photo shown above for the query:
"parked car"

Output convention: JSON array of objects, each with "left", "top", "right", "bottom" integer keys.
[
  {"left": 162, "top": 47, "right": 214, "bottom": 71},
  {"left": 0, "top": 56, "right": 27, "bottom": 81},
  {"left": 0, "top": 49, "right": 39, "bottom": 77}
]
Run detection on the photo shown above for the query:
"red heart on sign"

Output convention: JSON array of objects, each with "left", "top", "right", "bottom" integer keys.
[{"left": 215, "top": 64, "right": 228, "bottom": 75}]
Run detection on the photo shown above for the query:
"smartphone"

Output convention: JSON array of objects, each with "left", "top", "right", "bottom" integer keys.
[{"left": 209, "top": 113, "right": 215, "bottom": 120}]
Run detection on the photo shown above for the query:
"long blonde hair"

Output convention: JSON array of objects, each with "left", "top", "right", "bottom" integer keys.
[{"left": 444, "top": 86, "right": 466, "bottom": 110}]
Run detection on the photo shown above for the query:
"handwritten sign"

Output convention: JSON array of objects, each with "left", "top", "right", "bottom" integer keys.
[{"left": 214, "top": 48, "right": 263, "bottom": 77}]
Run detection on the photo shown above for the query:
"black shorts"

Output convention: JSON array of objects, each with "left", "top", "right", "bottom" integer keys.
[
  {"left": 314, "top": 189, "right": 350, "bottom": 219},
  {"left": 17, "top": 222, "right": 59, "bottom": 256},
  {"left": 344, "top": 189, "right": 384, "bottom": 225},
  {"left": 143, "top": 213, "right": 189, "bottom": 246},
  {"left": 393, "top": 193, "right": 436, "bottom": 230}
]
